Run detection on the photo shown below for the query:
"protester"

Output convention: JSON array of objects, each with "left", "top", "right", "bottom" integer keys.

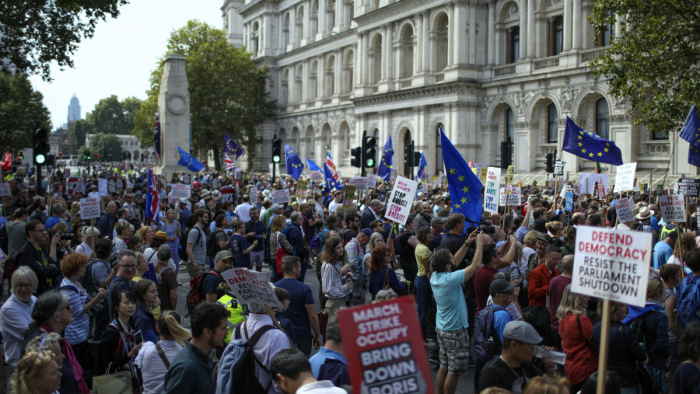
[
  {"left": 308, "top": 313, "right": 349, "bottom": 387},
  {"left": 414, "top": 226, "right": 433, "bottom": 339},
  {"left": 203, "top": 250, "right": 233, "bottom": 303},
  {"left": 321, "top": 236, "right": 352, "bottom": 319},
  {"left": 271, "top": 348, "right": 347, "bottom": 394},
  {"left": 11, "top": 350, "right": 62, "bottom": 394},
  {"left": 101, "top": 289, "right": 143, "bottom": 390},
  {"left": 74, "top": 226, "right": 99, "bottom": 258},
  {"left": 133, "top": 279, "right": 161, "bottom": 343},
  {"left": 270, "top": 215, "right": 294, "bottom": 282},
  {"left": 674, "top": 321, "right": 700, "bottom": 393},
  {"left": 160, "top": 209, "right": 182, "bottom": 271},
  {"left": 18, "top": 219, "right": 60, "bottom": 294},
  {"left": 547, "top": 254, "right": 573, "bottom": 347},
  {"left": 0, "top": 267, "right": 38, "bottom": 369},
  {"left": 556, "top": 284, "right": 596, "bottom": 392},
  {"left": 155, "top": 244, "right": 178, "bottom": 311},
  {"left": 368, "top": 244, "right": 406, "bottom": 299},
  {"left": 186, "top": 209, "right": 208, "bottom": 275},
  {"left": 528, "top": 244, "right": 562, "bottom": 307}
]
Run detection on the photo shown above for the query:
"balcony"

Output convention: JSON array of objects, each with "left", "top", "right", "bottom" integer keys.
[
  {"left": 494, "top": 64, "right": 516, "bottom": 77},
  {"left": 533, "top": 56, "right": 560, "bottom": 70},
  {"left": 579, "top": 48, "right": 605, "bottom": 64}
]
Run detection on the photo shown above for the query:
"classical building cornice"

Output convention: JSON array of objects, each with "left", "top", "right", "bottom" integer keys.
[
  {"left": 352, "top": 82, "right": 480, "bottom": 109},
  {"left": 239, "top": 0, "right": 279, "bottom": 17}
]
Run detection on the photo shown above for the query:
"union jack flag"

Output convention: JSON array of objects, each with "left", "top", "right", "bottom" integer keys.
[
  {"left": 224, "top": 153, "right": 236, "bottom": 171},
  {"left": 325, "top": 151, "right": 339, "bottom": 181},
  {"left": 145, "top": 168, "right": 161, "bottom": 223}
]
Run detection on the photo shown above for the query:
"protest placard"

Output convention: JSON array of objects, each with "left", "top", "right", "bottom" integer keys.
[
  {"left": 221, "top": 268, "right": 283, "bottom": 309},
  {"left": 615, "top": 198, "right": 635, "bottom": 224},
  {"left": 565, "top": 192, "right": 574, "bottom": 212},
  {"left": 98, "top": 179, "right": 108, "bottom": 196},
  {"left": 0, "top": 183, "right": 10, "bottom": 197},
  {"left": 249, "top": 187, "right": 258, "bottom": 204},
  {"left": 678, "top": 179, "right": 700, "bottom": 197},
  {"left": 221, "top": 186, "right": 234, "bottom": 203},
  {"left": 296, "top": 179, "right": 308, "bottom": 196},
  {"left": 171, "top": 184, "right": 191, "bottom": 199},
  {"left": 76, "top": 178, "right": 84, "bottom": 194},
  {"left": 107, "top": 179, "right": 116, "bottom": 193},
  {"left": 310, "top": 171, "right": 323, "bottom": 182},
  {"left": 613, "top": 162, "right": 637, "bottom": 193},
  {"left": 344, "top": 185, "right": 357, "bottom": 206},
  {"left": 385, "top": 176, "right": 418, "bottom": 225},
  {"left": 505, "top": 166, "right": 514, "bottom": 184},
  {"left": 499, "top": 188, "right": 520, "bottom": 206},
  {"left": 79, "top": 198, "right": 101, "bottom": 220},
  {"left": 116, "top": 179, "right": 123, "bottom": 190},
  {"left": 578, "top": 173, "right": 609, "bottom": 195},
  {"left": 337, "top": 298, "right": 434, "bottom": 394},
  {"left": 554, "top": 161, "right": 565, "bottom": 176},
  {"left": 63, "top": 168, "right": 70, "bottom": 177},
  {"left": 349, "top": 177, "right": 368, "bottom": 192},
  {"left": 366, "top": 175, "right": 377, "bottom": 189},
  {"left": 572, "top": 227, "right": 651, "bottom": 308},
  {"left": 212, "top": 178, "right": 218, "bottom": 190},
  {"left": 67, "top": 177, "right": 79, "bottom": 196},
  {"left": 658, "top": 194, "right": 686, "bottom": 223},
  {"left": 271, "top": 189, "right": 291, "bottom": 205},
  {"left": 484, "top": 167, "right": 501, "bottom": 214},
  {"left": 183, "top": 173, "right": 191, "bottom": 184}
]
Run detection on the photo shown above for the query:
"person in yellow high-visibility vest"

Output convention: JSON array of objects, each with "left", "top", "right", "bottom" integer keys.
[{"left": 217, "top": 292, "right": 247, "bottom": 342}]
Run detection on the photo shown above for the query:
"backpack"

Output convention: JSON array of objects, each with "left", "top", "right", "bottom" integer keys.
[
  {"left": 677, "top": 275, "right": 700, "bottom": 330},
  {"left": 179, "top": 227, "right": 202, "bottom": 261},
  {"left": 630, "top": 309, "right": 662, "bottom": 354},
  {"left": 156, "top": 265, "right": 173, "bottom": 304},
  {"left": 186, "top": 270, "right": 221, "bottom": 315},
  {"left": 216, "top": 323, "right": 277, "bottom": 394},
  {"left": 474, "top": 305, "right": 508, "bottom": 362},
  {"left": 2, "top": 250, "right": 21, "bottom": 285},
  {"left": 206, "top": 229, "right": 225, "bottom": 259},
  {"left": 524, "top": 305, "right": 552, "bottom": 346},
  {"left": 81, "top": 258, "right": 110, "bottom": 295}
]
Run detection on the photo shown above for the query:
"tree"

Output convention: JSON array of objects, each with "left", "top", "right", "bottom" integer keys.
[
  {"left": 0, "top": 71, "right": 51, "bottom": 153},
  {"left": 0, "top": 0, "right": 129, "bottom": 81},
  {"left": 590, "top": 0, "right": 700, "bottom": 136},
  {"left": 132, "top": 20, "right": 274, "bottom": 170},
  {"left": 87, "top": 95, "right": 141, "bottom": 135},
  {"left": 72, "top": 119, "right": 92, "bottom": 150},
  {"left": 88, "top": 133, "right": 123, "bottom": 162}
]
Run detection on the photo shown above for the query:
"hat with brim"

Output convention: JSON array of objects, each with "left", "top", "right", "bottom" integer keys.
[
  {"left": 216, "top": 250, "right": 234, "bottom": 261},
  {"left": 489, "top": 278, "right": 516, "bottom": 296},
  {"left": 153, "top": 231, "right": 167, "bottom": 241},
  {"left": 636, "top": 207, "right": 654, "bottom": 220},
  {"left": 503, "top": 321, "right": 543, "bottom": 344}
]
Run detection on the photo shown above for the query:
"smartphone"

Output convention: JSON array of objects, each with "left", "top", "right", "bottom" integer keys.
[{"left": 134, "top": 330, "right": 143, "bottom": 345}]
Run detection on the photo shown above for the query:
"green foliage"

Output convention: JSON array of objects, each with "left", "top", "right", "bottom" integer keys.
[
  {"left": 0, "top": 71, "right": 51, "bottom": 153},
  {"left": 86, "top": 95, "right": 141, "bottom": 135},
  {"left": 87, "top": 133, "right": 123, "bottom": 162},
  {"left": 132, "top": 20, "right": 275, "bottom": 170},
  {"left": 72, "top": 119, "right": 91, "bottom": 150},
  {"left": 590, "top": 0, "right": 700, "bottom": 136},
  {"left": 0, "top": 0, "right": 129, "bottom": 81}
]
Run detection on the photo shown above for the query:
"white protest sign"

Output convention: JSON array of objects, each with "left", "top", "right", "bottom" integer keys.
[
  {"left": 171, "top": 184, "right": 191, "bottom": 199},
  {"left": 0, "top": 183, "right": 10, "bottom": 197},
  {"left": 366, "top": 175, "right": 377, "bottom": 189},
  {"left": 554, "top": 161, "right": 565, "bottom": 176},
  {"left": 613, "top": 162, "right": 637, "bottom": 193},
  {"left": 499, "top": 187, "right": 521, "bottom": 206},
  {"left": 249, "top": 187, "right": 258, "bottom": 204},
  {"left": 385, "top": 176, "right": 418, "bottom": 225},
  {"left": 221, "top": 268, "right": 283, "bottom": 309},
  {"left": 116, "top": 179, "right": 123, "bottom": 190},
  {"left": 349, "top": 177, "right": 368, "bottom": 192},
  {"left": 578, "top": 173, "right": 609, "bottom": 195},
  {"left": 658, "top": 194, "right": 686, "bottom": 223},
  {"left": 76, "top": 177, "right": 85, "bottom": 194},
  {"left": 483, "top": 167, "right": 501, "bottom": 214},
  {"left": 79, "top": 198, "right": 101, "bottom": 220},
  {"left": 310, "top": 171, "right": 323, "bottom": 182},
  {"left": 615, "top": 198, "right": 635, "bottom": 224},
  {"left": 572, "top": 226, "right": 651, "bottom": 308},
  {"left": 271, "top": 189, "right": 291, "bottom": 204}
]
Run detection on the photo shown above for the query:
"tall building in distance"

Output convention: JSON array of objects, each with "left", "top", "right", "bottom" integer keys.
[{"left": 67, "top": 94, "right": 81, "bottom": 122}]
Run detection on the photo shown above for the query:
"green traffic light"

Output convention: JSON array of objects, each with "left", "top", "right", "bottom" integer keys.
[
  {"left": 36, "top": 154, "right": 46, "bottom": 164},
  {"left": 366, "top": 158, "right": 374, "bottom": 167},
  {"left": 273, "top": 155, "right": 280, "bottom": 163}
]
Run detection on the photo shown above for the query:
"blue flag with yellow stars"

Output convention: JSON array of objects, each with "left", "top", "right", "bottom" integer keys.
[
  {"left": 680, "top": 106, "right": 700, "bottom": 167},
  {"left": 562, "top": 116, "right": 623, "bottom": 166},
  {"left": 285, "top": 144, "right": 304, "bottom": 181},
  {"left": 223, "top": 134, "right": 245, "bottom": 160},
  {"left": 416, "top": 152, "right": 427, "bottom": 181},
  {"left": 177, "top": 146, "right": 204, "bottom": 172},
  {"left": 324, "top": 162, "right": 343, "bottom": 191},
  {"left": 440, "top": 129, "right": 483, "bottom": 223},
  {"left": 377, "top": 136, "right": 394, "bottom": 181}
]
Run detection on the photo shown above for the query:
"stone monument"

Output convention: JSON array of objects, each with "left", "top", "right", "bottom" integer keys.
[{"left": 156, "top": 54, "right": 193, "bottom": 177}]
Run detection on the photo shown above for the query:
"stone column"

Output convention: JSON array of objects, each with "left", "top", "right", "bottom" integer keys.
[
  {"left": 519, "top": 0, "right": 528, "bottom": 58},
  {"left": 572, "top": 0, "right": 581, "bottom": 49},
  {"left": 289, "top": 8, "right": 297, "bottom": 49},
  {"left": 334, "top": 0, "right": 343, "bottom": 33},
  {"left": 563, "top": 0, "right": 572, "bottom": 51},
  {"left": 422, "top": 11, "right": 430, "bottom": 73},
  {"left": 527, "top": 0, "right": 535, "bottom": 58},
  {"left": 157, "top": 54, "right": 191, "bottom": 176},
  {"left": 468, "top": 3, "right": 477, "bottom": 64},
  {"left": 415, "top": 15, "right": 424, "bottom": 74},
  {"left": 385, "top": 24, "right": 393, "bottom": 81},
  {"left": 302, "top": 2, "right": 311, "bottom": 45},
  {"left": 487, "top": 2, "right": 495, "bottom": 65},
  {"left": 318, "top": 0, "right": 327, "bottom": 39},
  {"left": 362, "top": 33, "right": 370, "bottom": 85}
]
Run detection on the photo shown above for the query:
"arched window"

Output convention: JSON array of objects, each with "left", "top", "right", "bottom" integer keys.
[
  {"left": 369, "top": 34, "right": 382, "bottom": 84},
  {"left": 343, "top": 51, "right": 354, "bottom": 94},
  {"left": 281, "top": 69, "right": 289, "bottom": 106},
  {"left": 295, "top": 65, "right": 303, "bottom": 103},
  {"left": 399, "top": 25, "right": 414, "bottom": 80},
  {"left": 296, "top": 6, "right": 304, "bottom": 43},
  {"left": 250, "top": 22, "right": 259, "bottom": 55},
  {"left": 326, "top": 0, "right": 335, "bottom": 32},
  {"left": 310, "top": 0, "right": 319, "bottom": 37},
  {"left": 508, "top": 27, "right": 520, "bottom": 63},
  {"left": 596, "top": 98, "right": 609, "bottom": 139},
  {"left": 506, "top": 108, "right": 515, "bottom": 143},
  {"left": 547, "top": 103, "right": 558, "bottom": 143},
  {"left": 433, "top": 14, "right": 449, "bottom": 72},
  {"left": 309, "top": 61, "right": 318, "bottom": 102},
  {"left": 550, "top": 16, "right": 563, "bottom": 56},
  {"left": 282, "top": 13, "right": 290, "bottom": 50},
  {"left": 326, "top": 56, "right": 335, "bottom": 97}
]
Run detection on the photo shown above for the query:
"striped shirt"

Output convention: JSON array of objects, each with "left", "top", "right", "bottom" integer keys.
[{"left": 60, "top": 278, "right": 90, "bottom": 345}]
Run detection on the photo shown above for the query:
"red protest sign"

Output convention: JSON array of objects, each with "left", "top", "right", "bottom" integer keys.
[{"left": 337, "top": 297, "right": 434, "bottom": 394}]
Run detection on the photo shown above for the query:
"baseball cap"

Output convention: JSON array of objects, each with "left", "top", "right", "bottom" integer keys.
[
  {"left": 179, "top": 198, "right": 188, "bottom": 204},
  {"left": 271, "top": 204, "right": 284, "bottom": 212},
  {"left": 431, "top": 216, "right": 447, "bottom": 227},
  {"left": 360, "top": 228, "right": 373, "bottom": 237},
  {"left": 489, "top": 279, "right": 516, "bottom": 296},
  {"left": 503, "top": 321, "right": 543, "bottom": 344},
  {"left": 216, "top": 250, "right": 234, "bottom": 261}
]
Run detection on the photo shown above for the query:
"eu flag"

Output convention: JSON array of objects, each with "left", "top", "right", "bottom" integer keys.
[
  {"left": 416, "top": 152, "right": 427, "bottom": 181},
  {"left": 680, "top": 106, "right": 700, "bottom": 166},
  {"left": 324, "top": 162, "right": 343, "bottom": 191},
  {"left": 562, "top": 117, "right": 624, "bottom": 166},
  {"left": 285, "top": 144, "right": 304, "bottom": 181},
  {"left": 223, "top": 134, "right": 245, "bottom": 160},
  {"left": 440, "top": 129, "right": 483, "bottom": 223},
  {"left": 306, "top": 158, "right": 321, "bottom": 172},
  {"left": 177, "top": 146, "right": 204, "bottom": 172},
  {"left": 377, "top": 136, "right": 394, "bottom": 181}
]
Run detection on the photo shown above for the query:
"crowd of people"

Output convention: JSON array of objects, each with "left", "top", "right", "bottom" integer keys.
[{"left": 0, "top": 162, "right": 698, "bottom": 394}]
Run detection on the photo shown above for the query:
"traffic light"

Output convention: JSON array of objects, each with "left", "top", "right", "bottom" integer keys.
[
  {"left": 363, "top": 135, "right": 377, "bottom": 168},
  {"left": 272, "top": 137, "right": 282, "bottom": 163},
  {"left": 95, "top": 153, "right": 100, "bottom": 161},
  {"left": 404, "top": 142, "right": 415, "bottom": 168},
  {"left": 413, "top": 151, "right": 421, "bottom": 167},
  {"left": 546, "top": 153, "right": 554, "bottom": 173},
  {"left": 501, "top": 141, "right": 512, "bottom": 169},
  {"left": 33, "top": 127, "right": 50, "bottom": 165},
  {"left": 351, "top": 147, "right": 362, "bottom": 168}
]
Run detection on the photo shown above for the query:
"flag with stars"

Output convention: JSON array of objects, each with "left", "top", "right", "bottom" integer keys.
[
  {"left": 285, "top": 144, "right": 304, "bottom": 181},
  {"left": 324, "top": 161, "right": 343, "bottom": 191},
  {"left": 440, "top": 129, "right": 483, "bottom": 223},
  {"left": 177, "top": 146, "right": 204, "bottom": 172},
  {"left": 306, "top": 158, "right": 321, "bottom": 172},
  {"left": 680, "top": 105, "right": 700, "bottom": 167},
  {"left": 223, "top": 134, "right": 245, "bottom": 160},
  {"left": 562, "top": 116, "right": 624, "bottom": 166},
  {"left": 325, "top": 152, "right": 340, "bottom": 181},
  {"left": 377, "top": 136, "right": 394, "bottom": 181},
  {"left": 416, "top": 152, "right": 427, "bottom": 181}
]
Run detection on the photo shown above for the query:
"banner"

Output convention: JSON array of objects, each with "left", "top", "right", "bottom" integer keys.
[
  {"left": 344, "top": 185, "right": 357, "bottom": 206},
  {"left": 349, "top": 177, "right": 368, "bottom": 192},
  {"left": 572, "top": 227, "right": 651, "bottom": 308},
  {"left": 79, "top": 198, "right": 101, "bottom": 220},
  {"left": 271, "top": 189, "right": 291, "bottom": 205},
  {"left": 483, "top": 167, "right": 501, "bottom": 214},
  {"left": 658, "top": 194, "right": 686, "bottom": 223},
  {"left": 499, "top": 187, "right": 520, "bottom": 206},
  {"left": 385, "top": 176, "right": 418, "bottom": 225},
  {"left": 337, "top": 298, "right": 434, "bottom": 394},
  {"left": 296, "top": 179, "right": 308, "bottom": 197},
  {"left": 310, "top": 171, "right": 323, "bottom": 182},
  {"left": 98, "top": 179, "right": 108, "bottom": 197},
  {"left": 107, "top": 179, "right": 116, "bottom": 193},
  {"left": 183, "top": 173, "right": 191, "bottom": 184},
  {"left": 678, "top": 179, "right": 700, "bottom": 197},
  {"left": 578, "top": 173, "right": 609, "bottom": 195},
  {"left": 613, "top": 162, "right": 637, "bottom": 193},
  {"left": 615, "top": 198, "right": 635, "bottom": 224},
  {"left": 221, "top": 268, "right": 283, "bottom": 309},
  {"left": 67, "top": 177, "right": 79, "bottom": 196},
  {"left": 505, "top": 165, "right": 514, "bottom": 184},
  {"left": 171, "top": 184, "right": 191, "bottom": 199}
]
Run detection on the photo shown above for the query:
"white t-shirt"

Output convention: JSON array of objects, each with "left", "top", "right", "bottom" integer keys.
[{"left": 135, "top": 340, "right": 182, "bottom": 394}]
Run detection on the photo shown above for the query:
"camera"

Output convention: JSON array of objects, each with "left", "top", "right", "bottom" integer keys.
[{"left": 58, "top": 232, "right": 76, "bottom": 240}]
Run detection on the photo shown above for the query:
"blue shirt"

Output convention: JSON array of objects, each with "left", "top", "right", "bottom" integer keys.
[
  {"left": 45, "top": 215, "right": 61, "bottom": 230},
  {"left": 492, "top": 305, "right": 512, "bottom": 342},
  {"left": 274, "top": 278, "right": 315, "bottom": 340},
  {"left": 309, "top": 347, "right": 350, "bottom": 387},
  {"left": 229, "top": 234, "right": 250, "bottom": 268},
  {"left": 430, "top": 270, "right": 469, "bottom": 331},
  {"left": 653, "top": 241, "right": 674, "bottom": 270}
]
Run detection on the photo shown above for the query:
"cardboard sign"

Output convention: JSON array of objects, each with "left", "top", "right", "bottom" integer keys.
[
  {"left": 249, "top": 186, "right": 258, "bottom": 204},
  {"left": 565, "top": 192, "right": 574, "bottom": 212},
  {"left": 76, "top": 177, "right": 85, "bottom": 194},
  {"left": 183, "top": 173, "right": 191, "bottom": 184},
  {"left": 484, "top": 167, "right": 501, "bottom": 214},
  {"left": 385, "top": 176, "right": 418, "bottom": 225},
  {"left": 171, "top": 184, "right": 191, "bottom": 199},
  {"left": 337, "top": 298, "right": 434, "bottom": 394},
  {"left": 310, "top": 171, "right": 323, "bottom": 182},
  {"left": 344, "top": 185, "right": 357, "bottom": 206},
  {"left": 597, "top": 182, "right": 605, "bottom": 200},
  {"left": 98, "top": 179, "right": 108, "bottom": 196},
  {"left": 296, "top": 179, "right": 308, "bottom": 196},
  {"left": 366, "top": 175, "right": 377, "bottom": 189},
  {"left": 499, "top": 187, "right": 520, "bottom": 206},
  {"left": 107, "top": 179, "right": 116, "bottom": 193},
  {"left": 212, "top": 178, "right": 218, "bottom": 190},
  {"left": 579, "top": 173, "right": 609, "bottom": 195},
  {"left": 349, "top": 177, "right": 368, "bottom": 192},
  {"left": 79, "top": 198, "right": 101, "bottom": 220},
  {"left": 505, "top": 165, "right": 515, "bottom": 184},
  {"left": 271, "top": 189, "right": 291, "bottom": 205},
  {"left": 678, "top": 179, "right": 700, "bottom": 197},
  {"left": 658, "top": 194, "right": 686, "bottom": 223},
  {"left": 615, "top": 198, "right": 635, "bottom": 224},
  {"left": 221, "top": 186, "right": 234, "bottom": 203},
  {"left": 554, "top": 160, "right": 565, "bottom": 176},
  {"left": 221, "top": 268, "right": 283, "bottom": 309},
  {"left": 0, "top": 183, "right": 10, "bottom": 197},
  {"left": 613, "top": 162, "right": 637, "bottom": 193},
  {"left": 572, "top": 226, "right": 651, "bottom": 308}
]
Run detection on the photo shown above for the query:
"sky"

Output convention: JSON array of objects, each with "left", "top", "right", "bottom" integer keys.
[{"left": 30, "top": 0, "right": 224, "bottom": 129}]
